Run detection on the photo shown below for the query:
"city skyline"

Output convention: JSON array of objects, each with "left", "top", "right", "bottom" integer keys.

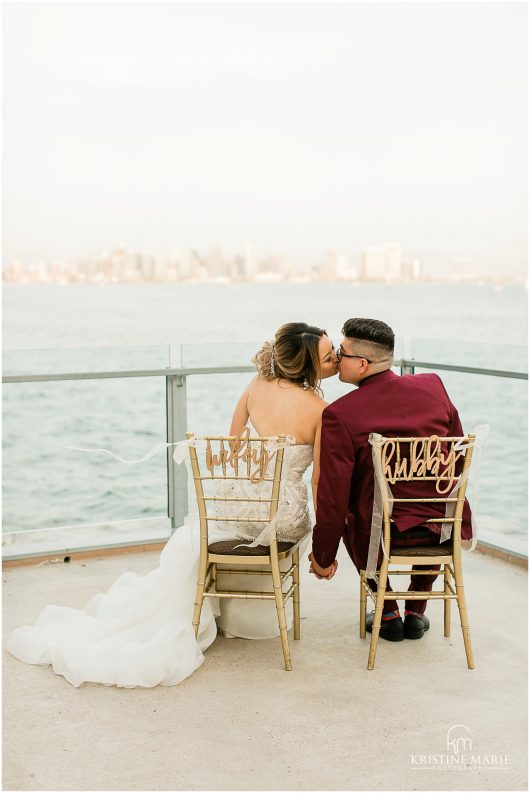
[
  {"left": 3, "top": 3, "right": 527, "bottom": 276},
  {"left": 3, "top": 241, "right": 524, "bottom": 286}
]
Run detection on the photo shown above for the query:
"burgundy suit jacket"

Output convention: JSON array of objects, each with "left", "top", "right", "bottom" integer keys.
[{"left": 312, "top": 369, "right": 473, "bottom": 569}]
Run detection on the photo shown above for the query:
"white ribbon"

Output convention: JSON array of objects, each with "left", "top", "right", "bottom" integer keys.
[
  {"left": 62, "top": 433, "right": 298, "bottom": 549},
  {"left": 233, "top": 509, "right": 282, "bottom": 550},
  {"left": 366, "top": 433, "right": 394, "bottom": 578},
  {"left": 61, "top": 437, "right": 199, "bottom": 465},
  {"left": 440, "top": 424, "right": 489, "bottom": 550},
  {"left": 366, "top": 425, "right": 489, "bottom": 579}
]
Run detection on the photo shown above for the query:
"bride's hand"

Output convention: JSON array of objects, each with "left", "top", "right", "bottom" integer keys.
[{"left": 308, "top": 553, "right": 338, "bottom": 580}]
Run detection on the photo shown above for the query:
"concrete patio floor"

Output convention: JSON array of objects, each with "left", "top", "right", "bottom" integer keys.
[{"left": 3, "top": 543, "right": 527, "bottom": 791}]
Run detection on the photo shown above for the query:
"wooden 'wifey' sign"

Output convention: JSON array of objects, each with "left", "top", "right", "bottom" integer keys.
[{"left": 205, "top": 427, "right": 277, "bottom": 483}]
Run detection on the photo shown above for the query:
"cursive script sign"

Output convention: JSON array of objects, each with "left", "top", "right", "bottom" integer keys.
[
  {"left": 205, "top": 427, "right": 277, "bottom": 483},
  {"left": 381, "top": 436, "right": 464, "bottom": 495}
]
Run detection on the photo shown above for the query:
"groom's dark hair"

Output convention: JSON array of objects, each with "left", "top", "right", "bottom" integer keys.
[{"left": 342, "top": 318, "right": 395, "bottom": 355}]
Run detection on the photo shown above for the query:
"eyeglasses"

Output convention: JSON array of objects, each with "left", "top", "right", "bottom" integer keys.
[{"left": 336, "top": 345, "right": 373, "bottom": 364}]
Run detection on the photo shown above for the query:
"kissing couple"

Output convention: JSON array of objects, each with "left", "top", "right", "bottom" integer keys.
[{"left": 7, "top": 318, "right": 472, "bottom": 687}]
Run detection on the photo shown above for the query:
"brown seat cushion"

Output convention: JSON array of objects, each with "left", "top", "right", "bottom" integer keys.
[
  {"left": 390, "top": 541, "right": 454, "bottom": 557},
  {"left": 208, "top": 539, "right": 296, "bottom": 556}
]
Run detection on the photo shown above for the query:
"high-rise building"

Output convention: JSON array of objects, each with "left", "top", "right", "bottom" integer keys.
[
  {"left": 206, "top": 247, "right": 227, "bottom": 278},
  {"left": 28, "top": 260, "right": 49, "bottom": 282},
  {"left": 402, "top": 259, "right": 422, "bottom": 280},
  {"left": 452, "top": 256, "right": 475, "bottom": 281},
  {"left": 154, "top": 254, "right": 169, "bottom": 281},
  {"left": 139, "top": 254, "right": 154, "bottom": 281},
  {"left": 189, "top": 250, "right": 204, "bottom": 280},
  {"left": 108, "top": 247, "right": 142, "bottom": 281},
  {"left": 361, "top": 244, "right": 403, "bottom": 281},
  {"left": 232, "top": 255, "right": 246, "bottom": 279},
  {"left": 336, "top": 253, "right": 357, "bottom": 280},
  {"left": 172, "top": 250, "right": 192, "bottom": 280},
  {"left": 5, "top": 260, "right": 22, "bottom": 282},
  {"left": 244, "top": 244, "right": 257, "bottom": 280},
  {"left": 361, "top": 247, "right": 387, "bottom": 280},
  {"left": 320, "top": 252, "right": 338, "bottom": 280},
  {"left": 384, "top": 244, "right": 403, "bottom": 281}
]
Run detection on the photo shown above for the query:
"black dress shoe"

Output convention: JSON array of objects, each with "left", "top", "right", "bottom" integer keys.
[
  {"left": 404, "top": 614, "right": 430, "bottom": 639},
  {"left": 365, "top": 612, "right": 404, "bottom": 642}
]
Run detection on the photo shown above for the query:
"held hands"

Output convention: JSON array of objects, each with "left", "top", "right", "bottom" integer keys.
[{"left": 308, "top": 552, "right": 338, "bottom": 581}]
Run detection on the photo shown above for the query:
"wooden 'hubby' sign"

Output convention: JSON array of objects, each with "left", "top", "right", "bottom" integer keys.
[
  {"left": 381, "top": 435, "right": 464, "bottom": 495},
  {"left": 205, "top": 427, "right": 277, "bottom": 483}
]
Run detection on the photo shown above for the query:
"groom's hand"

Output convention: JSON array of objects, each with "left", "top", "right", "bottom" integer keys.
[{"left": 308, "top": 552, "right": 338, "bottom": 580}]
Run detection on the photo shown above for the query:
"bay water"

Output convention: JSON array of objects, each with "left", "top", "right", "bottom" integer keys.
[{"left": 2, "top": 282, "right": 527, "bottom": 550}]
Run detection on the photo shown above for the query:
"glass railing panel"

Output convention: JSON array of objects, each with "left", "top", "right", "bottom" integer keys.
[
  {"left": 2, "top": 339, "right": 527, "bottom": 558},
  {"left": 180, "top": 338, "right": 413, "bottom": 373},
  {"left": 2, "top": 375, "right": 169, "bottom": 555},
  {"left": 183, "top": 367, "right": 399, "bottom": 515},
  {"left": 180, "top": 342, "right": 259, "bottom": 370},
  {"left": 414, "top": 367, "right": 527, "bottom": 555},
  {"left": 183, "top": 366, "right": 356, "bottom": 434},
  {"left": 408, "top": 338, "right": 527, "bottom": 374},
  {"left": 3, "top": 345, "right": 170, "bottom": 377},
  {"left": 185, "top": 371, "right": 251, "bottom": 435}
]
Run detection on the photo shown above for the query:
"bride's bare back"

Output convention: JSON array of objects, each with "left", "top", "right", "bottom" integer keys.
[{"left": 230, "top": 375, "right": 327, "bottom": 445}]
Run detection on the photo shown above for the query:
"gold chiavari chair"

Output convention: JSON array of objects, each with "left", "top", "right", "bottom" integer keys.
[
  {"left": 187, "top": 431, "right": 301, "bottom": 671},
  {"left": 360, "top": 434, "right": 476, "bottom": 671}
]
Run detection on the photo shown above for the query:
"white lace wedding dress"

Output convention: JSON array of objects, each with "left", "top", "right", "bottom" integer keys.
[{"left": 6, "top": 443, "right": 313, "bottom": 688}]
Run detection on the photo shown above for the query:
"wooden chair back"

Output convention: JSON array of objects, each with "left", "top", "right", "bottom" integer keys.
[
  {"left": 186, "top": 430, "right": 286, "bottom": 561},
  {"left": 373, "top": 433, "right": 476, "bottom": 550}
]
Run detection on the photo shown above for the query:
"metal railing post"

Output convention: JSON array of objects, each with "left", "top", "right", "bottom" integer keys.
[
  {"left": 401, "top": 337, "right": 415, "bottom": 375},
  {"left": 401, "top": 360, "right": 415, "bottom": 375},
  {"left": 166, "top": 373, "right": 188, "bottom": 531}
]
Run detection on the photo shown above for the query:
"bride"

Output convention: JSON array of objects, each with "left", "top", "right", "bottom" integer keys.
[{"left": 7, "top": 323, "right": 338, "bottom": 688}]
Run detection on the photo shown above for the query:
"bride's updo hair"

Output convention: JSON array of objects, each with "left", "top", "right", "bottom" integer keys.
[{"left": 252, "top": 322, "right": 327, "bottom": 393}]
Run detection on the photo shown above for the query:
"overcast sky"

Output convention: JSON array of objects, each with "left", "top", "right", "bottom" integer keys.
[{"left": 3, "top": 2, "right": 527, "bottom": 274}]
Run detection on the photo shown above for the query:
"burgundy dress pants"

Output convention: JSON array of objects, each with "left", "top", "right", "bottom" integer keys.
[{"left": 343, "top": 523, "right": 441, "bottom": 615}]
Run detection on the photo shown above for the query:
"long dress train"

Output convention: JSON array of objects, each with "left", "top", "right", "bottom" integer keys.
[{"left": 6, "top": 443, "right": 313, "bottom": 687}]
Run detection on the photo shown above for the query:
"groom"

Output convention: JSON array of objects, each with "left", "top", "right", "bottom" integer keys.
[{"left": 309, "top": 318, "right": 472, "bottom": 641}]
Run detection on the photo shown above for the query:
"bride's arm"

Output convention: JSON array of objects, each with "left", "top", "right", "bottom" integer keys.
[
  {"left": 229, "top": 378, "right": 256, "bottom": 436},
  {"left": 311, "top": 421, "right": 322, "bottom": 509}
]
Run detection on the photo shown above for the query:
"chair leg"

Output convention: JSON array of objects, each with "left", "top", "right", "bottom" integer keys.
[
  {"left": 444, "top": 564, "right": 451, "bottom": 638},
  {"left": 292, "top": 547, "right": 301, "bottom": 640},
  {"left": 360, "top": 571, "right": 367, "bottom": 639},
  {"left": 271, "top": 553, "right": 292, "bottom": 671},
  {"left": 453, "top": 553, "right": 475, "bottom": 669},
  {"left": 367, "top": 558, "right": 389, "bottom": 670},
  {"left": 192, "top": 557, "right": 209, "bottom": 639}
]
